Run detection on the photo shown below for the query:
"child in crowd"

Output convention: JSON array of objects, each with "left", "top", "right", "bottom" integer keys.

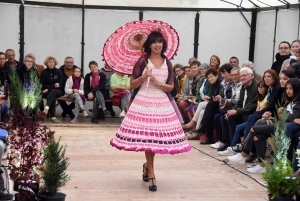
[
  {"left": 291, "top": 49, "right": 300, "bottom": 79},
  {"left": 65, "top": 67, "right": 88, "bottom": 123},
  {"left": 218, "top": 81, "right": 268, "bottom": 156}
]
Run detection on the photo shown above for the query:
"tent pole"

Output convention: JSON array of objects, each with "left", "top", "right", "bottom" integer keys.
[
  {"left": 139, "top": 10, "right": 143, "bottom": 20},
  {"left": 193, "top": 12, "right": 199, "bottom": 58},
  {"left": 81, "top": 0, "right": 85, "bottom": 74},
  {"left": 19, "top": 1, "right": 25, "bottom": 62},
  {"left": 249, "top": 8, "right": 257, "bottom": 62},
  {"left": 272, "top": 7, "right": 279, "bottom": 63}
]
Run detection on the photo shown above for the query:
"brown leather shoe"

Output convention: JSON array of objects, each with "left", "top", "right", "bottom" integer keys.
[
  {"left": 187, "top": 133, "right": 200, "bottom": 140},
  {"left": 246, "top": 155, "right": 255, "bottom": 163}
]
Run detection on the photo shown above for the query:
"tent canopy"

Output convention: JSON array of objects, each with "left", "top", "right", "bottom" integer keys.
[{"left": 24, "top": 0, "right": 299, "bottom": 9}]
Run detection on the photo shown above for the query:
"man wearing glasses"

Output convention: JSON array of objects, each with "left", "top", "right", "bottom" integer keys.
[{"left": 59, "top": 57, "right": 80, "bottom": 119}]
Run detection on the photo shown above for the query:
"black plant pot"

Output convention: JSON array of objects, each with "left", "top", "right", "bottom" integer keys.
[
  {"left": 268, "top": 194, "right": 293, "bottom": 201},
  {"left": 39, "top": 192, "right": 66, "bottom": 201},
  {"left": 296, "top": 194, "right": 300, "bottom": 201}
]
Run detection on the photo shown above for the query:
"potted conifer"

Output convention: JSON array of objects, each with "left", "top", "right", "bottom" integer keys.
[{"left": 39, "top": 137, "right": 70, "bottom": 201}]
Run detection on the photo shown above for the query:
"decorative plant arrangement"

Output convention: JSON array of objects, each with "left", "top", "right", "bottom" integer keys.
[
  {"left": 262, "top": 110, "right": 300, "bottom": 200},
  {"left": 39, "top": 137, "right": 70, "bottom": 201}
]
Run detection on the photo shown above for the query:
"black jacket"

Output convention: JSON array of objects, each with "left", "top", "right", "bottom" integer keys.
[
  {"left": 209, "top": 77, "right": 223, "bottom": 98},
  {"left": 40, "top": 67, "right": 63, "bottom": 92},
  {"left": 271, "top": 53, "right": 291, "bottom": 75},
  {"left": 233, "top": 78, "right": 258, "bottom": 122},
  {"left": 4, "top": 60, "right": 22, "bottom": 74},
  {"left": 59, "top": 65, "right": 80, "bottom": 91},
  {"left": 0, "top": 65, "right": 9, "bottom": 86},
  {"left": 84, "top": 71, "right": 107, "bottom": 99}
]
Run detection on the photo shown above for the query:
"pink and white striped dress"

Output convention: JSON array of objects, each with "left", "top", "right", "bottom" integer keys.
[{"left": 110, "top": 59, "right": 192, "bottom": 154}]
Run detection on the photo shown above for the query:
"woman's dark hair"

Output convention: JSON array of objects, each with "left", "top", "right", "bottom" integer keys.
[
  {"left": 263, "top": 69, "right": 279, "bottom": 86},
  {"left": 220, "top": 63, "right": 233, "bottom": 73},
  {"left": 73, "top": 66, "right": 81, "bottom": 72},
  {"left": 281, "top": 70, "right": 296, "bottom": 79},
  {"left": 143, "top": 31, "right": 167, "bottom": 56},
  {"left": 285, "top": 78, "right": 300, "bottom": 102},
  {"left": 256, "top": 81, "right": 268, "bottom": 102},
  {"left": 205, "top": 68, "right": 218, "bottom": 77},
  {"left": 279, "top": 41, "right": 291, "bottom": 49}
]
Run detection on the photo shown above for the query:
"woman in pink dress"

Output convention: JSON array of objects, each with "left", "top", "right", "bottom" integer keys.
[{"left": 110, "top": 31, "right": 192, "bottom": 192}]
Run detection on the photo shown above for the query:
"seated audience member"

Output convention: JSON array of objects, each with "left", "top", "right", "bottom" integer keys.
[
  {"left": 84, "top": 61, "right": 109, "bottom": 124},
  {"left": 4, "top": 49, "right": 21, "bottom": 74},
  {"left": 188, "top": 57, "right": 197, "bottom": 66},
  {"left": 177, "top": 65, "right": 194, "bottom": 122},
  {"left": 59, "top": 57, "right": 79, "bottom": 119},
  {"left": 209, "top": 55, "right": 220, "bottom": 72},
  {"left": 228, "top": 78, "right": 300, "bottom": 174},
  {"left": 218, "top": 80, "right": 268, "bottom": 155},
  {"left": 281, "top": 40, "right": 300, "bottom": 71},
  {"left": 290, "top": 49, "right": 300, "bottom": 79},
  {"left": 242, "top": 61, "right": 262, "bottom": 81},
  {"left": 229, "top": 56, "right": 239, "bottom": 68},
  {"left": 110, "top": 72, "right": 131, "bottom": 118},
  {"left": 0, "top": 53, "right": 8, "bottom": 122},
  {"left": 40, "top": 56, "right": 63, "bottom": 123},
  {"left": 173, "top": 63, "right": 186, "bottom": 101},
  {"left": 65, "top": 67, "right": 88, "bottom": 123},
  {"left": 219, "top": 67, "right": 258, "bottom": 146},
  {"left": 178, "top": 61, "right": 200, "bottom": 123},
  {"left": 26, "top": 53, "right": 44, "bottom": 77},
  {"left": 272, "top": 41, "right": 292, "bottom": 75},
  {"left": 101, "top": 64, "right": 115, "bottom": 117},
  {"left": 0, "top": 95, "right": 13, "bottom": 200}
]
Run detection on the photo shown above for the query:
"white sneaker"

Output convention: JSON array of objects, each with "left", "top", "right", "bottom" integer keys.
[
  {"left": 227, "top": 153, "right": 246, "bottom": 164},
  {"left": 247, "top": 163, "right": 266, "bottom": 174},
  {"left": 210, "top": 141, "right": 224, "bottom": 149},
  {"left": 218, "top": 147, "right": 236, "bottom": 156},
  {"left": 119, "top": 111, "right": 126, "bottom": 118},
  {"left": 247, "top": 158, "right": 259, "bottom": 168}
]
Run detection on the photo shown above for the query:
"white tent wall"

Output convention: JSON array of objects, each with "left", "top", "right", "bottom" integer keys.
[
  {"left": 24, "top": 6, "right": 82, "bottom": 68},
  {"left": 254, "top": 11, "right": 276, "bottom": 75},
  {"left": 84, "top": 9, "right": 138, "bottom": 74},
  {"left": 197, "top": 11, "right": 251, "bottom": 67},
  {"left": 0, "top": 4, "right": 20, "bottom": 58},
  {"left": 143, "top": 11, "right": 195, "bottom": 65}
]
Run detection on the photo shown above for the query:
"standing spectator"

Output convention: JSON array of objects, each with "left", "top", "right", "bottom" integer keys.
[
  {"left": 271, "top": 41, "right": 291, "bottom": 75},
  {"left": 40, "top": 56, "right": 63, "bottom": 123},
  {"left": 101, "top": 64, "right": 115, "bottom": 117},
  {"left": 110, "top": 72, "right": 131, "bottom": 118},
  {"left": 65, "top": 67, "right": 88, "bottom": 123},
  {"left": 59, "top": 57, "right": 79, "bottom": 119},
  {"left": 26, "top": 53, "right": 44, "bottom": 77},
  {"left": 4, "top": 49, "right": 21, "bottom": 74},
  {"left": 210, "top": 55, "right": 220, "bottom": 72},
  {"left": 242, "top": 61, "right": 262, "bottom": 81},
  {"left": 229, "top": 56, "right": 239, "bottom": 67},
  {"left": 84, "top": 61, "right": 109, "bottom": 124}
]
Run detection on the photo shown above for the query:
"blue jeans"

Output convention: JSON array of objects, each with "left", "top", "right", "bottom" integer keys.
[
  {"left": 231, "top": 122, "right": 247, "bottom": 146},
  {"left": 214, "top": 113, "right": 223, "bottom": 141},
  {"left": 244, "top": 113, "right": 262, "bottom": 138},
  {"left": 1, "top": 103, "right": 8, "bottom": 121}
]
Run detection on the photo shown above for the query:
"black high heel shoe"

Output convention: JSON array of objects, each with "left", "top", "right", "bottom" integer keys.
[
  {"left": 148, "top": 177, "right": 157, "bottom": 192},
  {"left": 142, "top": 163, "right": 149, "bottom": 182}
]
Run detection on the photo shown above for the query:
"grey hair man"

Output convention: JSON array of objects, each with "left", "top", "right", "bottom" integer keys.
[{"left": 242, "top": 61, "right": 263, "bottom": 81}]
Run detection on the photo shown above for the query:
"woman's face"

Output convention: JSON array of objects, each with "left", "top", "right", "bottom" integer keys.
[
  {"left": 278, "top": 42, "right": 290, "bottom": 56},
  {"left": 190, "top": 64, "right": 200, "bottom": 76},
  {"left": 200, "top": 66, "right": 207, "bottom": 77},
  {"left": 174, "top": 67, "right": 184, "bottom": 77},
  {"left": 221, "top": 71, "right": 230, "bottom": 81},
  {"left": 291, "top": 42, "right": 300, "bottom": 55},
  {"left": 47, "top": 60, "right": 55, "bottom": 69},
  {"left": 150, "top": 41, "right": 163, "bottom": 55},
  {"left": 73, "top": 68, "right": 81, "bottom": 77},
  {"left": 230, "top": 70, "right": 240, "bottom": 83},
  {"left": 263, "top": 72, "right": 275, "bottom": 87},
  {"left": 89, "top": 64, "right": 99, "bottom": 74},
  {"left": 210, "top": 57, "right": 219, "bottom": 68},
  {"left": 279, "top": 73, "right": 290, "bottom": 88},
  {"left": 258, "top": 84, "right": 267, "bottom": 96},
  {"left": 286, "top": 84, "right": 294, "bottom": 98},
  {"left": 207, "top": 73, "right": 218, "bottom": 84}
]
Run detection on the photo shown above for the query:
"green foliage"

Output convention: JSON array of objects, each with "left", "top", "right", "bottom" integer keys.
[
  {"left": 40, "top": 137, "right": 70, "bottom": 196},
  {"left": 9, "top": 70, "right": 42, "bottom": 115},
  {"left": 262, "top": 109, "right": 300, "bottom": 198}
]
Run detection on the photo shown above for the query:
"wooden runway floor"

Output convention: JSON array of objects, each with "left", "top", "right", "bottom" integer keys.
[{"left": 41, "top": 116, "right": 268, "bottom": 201}]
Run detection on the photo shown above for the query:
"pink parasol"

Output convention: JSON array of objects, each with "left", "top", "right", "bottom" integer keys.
[{"left": 102, "top": 20, "right": 180, "bottom": 75}]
